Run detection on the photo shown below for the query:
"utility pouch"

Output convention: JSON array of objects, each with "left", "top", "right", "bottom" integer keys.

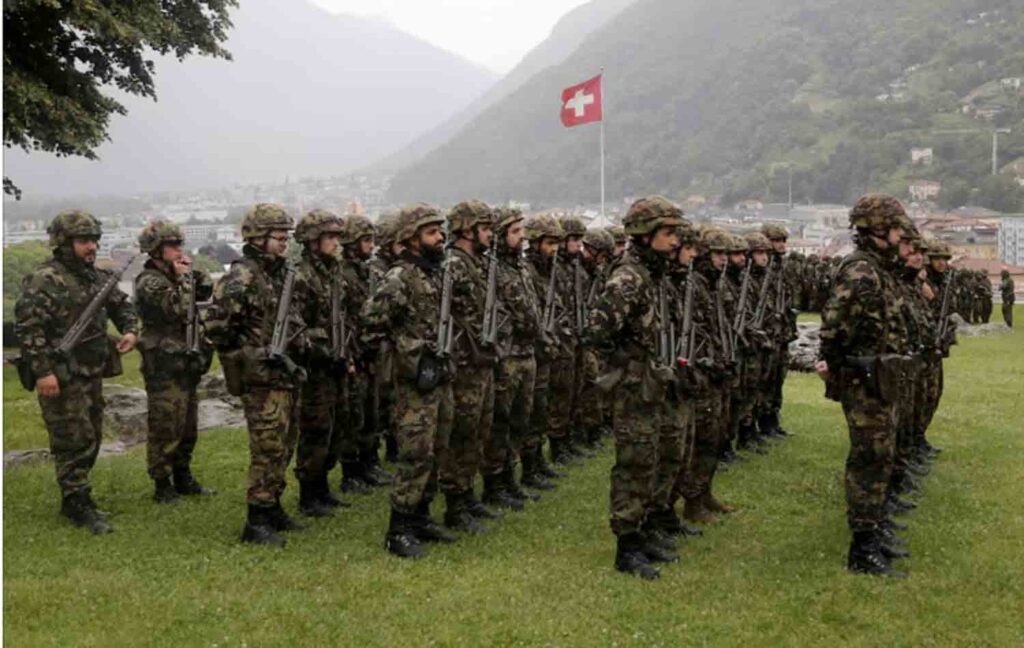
[
  {"left": 101, "top": 335, "right": 123, "bottom": 378},
  {"left": 415, "top": 352, "right": 442, "bottom": 393},
  {"left": 15, "top": 355, "right": 36, "bottom": 391},
  {"left": 219, "top": 349, "right": 245, "bottom": 396}
]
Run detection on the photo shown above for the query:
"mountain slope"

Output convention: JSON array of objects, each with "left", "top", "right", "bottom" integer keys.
[
  {"left": 387, "top": 0, "right": 1024, "bottom": 210},
  {"left": 4, "top": 0, "right": 497, "bottom": 199}
]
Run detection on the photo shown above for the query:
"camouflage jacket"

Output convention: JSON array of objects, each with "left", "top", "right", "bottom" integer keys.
[
  {"left": 553, "top": 251, "right": 584, "bottom": 351},
  {"left": 667, "top": 263, "right": 724, "bottom": 393},
  {"left": 339, "top": 254, "right": 371, "bottom": 357},
  {"left": 134, "top": 259, "right": 213, "bottom": 355},
  {"left": 895, "top": 266, "right": 935, "bottom": 355},
  {"left": 1002, "top": 277, "right": 1016, "bottom": 303},
  {"left": 765, "top": 254, "right": 798, "bottom": 344},
  {"left": 295, "top": 248, "right": 344, "bottom": 367},
  {"left": 360, "top": 250, "right": 451, "bottom": 383},
  {"left": 367, "top": 254, "right": 391, "bottom": 297},
  {"left": 818, "top": 246, "right": 902, "bottom": 367},
  {"left": 724, "top": 262, "right": 758, "bottom": 356},
  {"left": 924, "top": 267, "right": 958, "bottom": 352},
  {"left": 15, "top": 249, "right": 138, "bottom": 380},
  {"left": 203, "top": 244, "right": 309, "bottom": 389},
  {"left": 448, "top": 244, "right": 495, "bottom": 368},
  {"left": 495, "top": 247, "right": 541, "bottom": 360},
  {"left": 583, "top": 248, "right": 661, "bottom": 362},
  {"left": 697, "top": 260, "right": 736, "bottom": 380},
  {"left": 523, "top": 249, "right": 567, "bottom": 360}
]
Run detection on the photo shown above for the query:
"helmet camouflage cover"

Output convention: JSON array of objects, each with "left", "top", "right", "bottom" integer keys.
[
  {"left": 761, "top": 223, "right": 789, "bottom": 241},
  {"left": 375, "top": 210, "right": 402, "bottom": 249},
  {"left": 560, "top": 215, "right": 586, "bottom": 237},
  {"left": 47, "top": 209, "right": 102, "bottom": 247},
  {"left": 745, "top": 232, "right": 772, "bottom": 251},
  {"left": 241, "top": 203, "right": 294, "bottom": 240},
  {"left": 699, "top": 225, "right": 732, "bottom": 252},
  {"left": 605, "top": 225, "right": 626, "bottom": 245},
  {"left": 138, "top": 220, "right": 184, "bottom": 254},
  {"left": 524, "top": 214, "right": 565, "bottom": 241},
  {"left": 623, "top": 196, "right": 685, "bottom": 236},
  {"left": 849, "top": 194, "right": 906, "bottom": 230},
  {"left": 727, "top": 234, "right": 748, "bottom": 254},
  {"left": 925, "top": 239, "right": 952, "bottom": 259},
  {"left": 493, "top": 207, "right": 524, "bottom": 234},
  {"left": 394, "top": 203, "right": 445, "bottom": 243},
  {"left": 582, "top": 228, "right": 614, "bottom": 254},
  {"left": 295, "top": 209, "right": 344, "bottom": 243},
  {"left": 446, "top": 200, "right": 494, "bottom": 235},
  {"left": 341, "top": 214, "right": 375, "bottom": 246}
]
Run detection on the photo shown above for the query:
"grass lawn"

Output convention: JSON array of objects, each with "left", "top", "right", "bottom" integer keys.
[{"left": 3, "top": 308, "right": 1023, "bottom": 646}]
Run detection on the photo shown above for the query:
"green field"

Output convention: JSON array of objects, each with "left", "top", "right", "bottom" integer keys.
[{"left": 3, "top": 310, "right": 1023, "bottom": 646}]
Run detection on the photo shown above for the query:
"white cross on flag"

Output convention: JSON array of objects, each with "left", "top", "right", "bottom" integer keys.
[{"left": 560, "top": 75, "right": 602, "bottom": 127}]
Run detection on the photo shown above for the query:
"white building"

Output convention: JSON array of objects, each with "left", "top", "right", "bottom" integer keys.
[
  {"left": 909, "top": 180, "right": 942, "bottom": 202},
  {"left": 998, "top": 215, "right": 1024, "bottom": 266},
  {"left": 911, "top": 148, "right": 934, "bottom": 165}
]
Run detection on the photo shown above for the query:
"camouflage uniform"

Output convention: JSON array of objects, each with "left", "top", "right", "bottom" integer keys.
[
  {"left": 437, "top": 201, "right": 497, "bottom": 529},
  {"left": 919, "top": 241, "right": 957, "bottom": 455},
  {"left": 133, "top": 221, "right": 214, "bottom": 499},
  {"left": 361, "top": 204, "right": 455, "bottom": 557},
  {"left": 576, "top": 228, "right": 615, "bottom": 446},
  {"left": 760, "top": 224, "right": 798, "bottom": 438},
  {"left": 548, "top": 216, "right": 586, "bottom": 455},
  {"left": 205, "top": 204, "right": 307, "bottom": 545},
  {"left": 369, "top": 211, "right": 402, "bottom": 462},
  {"left": 1001, "top": 270, "right": 1015, "bottom": 327},
  {"left": 819, "top": 195, "right": 908, "bottom": 576},
  {"left": 733, "top": 233, "right": 774, "bottom": 451},
  {"left": 15, "top": 210, "right": 138, "bottom": 532},
  {"left": 584, "top": 196, "right": 684, "bottom": 579}
]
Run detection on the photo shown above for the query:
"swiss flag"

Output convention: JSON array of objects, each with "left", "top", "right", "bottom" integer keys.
[{"left": 560, "top": 75, "right": 602, "bottom": 127}]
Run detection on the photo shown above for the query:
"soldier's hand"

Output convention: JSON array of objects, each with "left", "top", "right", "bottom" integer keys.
[
  {"left": 37, "top": 373, "right": 60, "bottom": 398},
  {"left": 814, "top": 360, "right": 829, "bottom": 381},
  {"left": 116, "top": 333, "right": 138, "bottom": 353},
  {"left": 173, "top": 257, "right": 192, "bottom": 276}
]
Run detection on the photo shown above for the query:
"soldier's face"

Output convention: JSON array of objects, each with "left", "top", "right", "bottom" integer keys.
[
  {"left": 318, "top": 233, "right": 340, "bottom": 256},
  {"left": 474, "top": 224, "right": 493, "bottom": 250},
  {"left": 887, "top": 227, "right": 902, "bottom": 247},
  {"left": 906, "top": 251, "right": 924, "bottom": 269},
  {"left": 566, "top": 236, "right": 582, "bottom": 255},
  {"left": 931, "top": 258, "right": 948, "bottom": 273},
  {"left": 729, "top": 252, "right": 746, "bottom": 267},
  {"left": 160, "top": 242, "right": 184, "bottom": 264},
  {"left": 358, "top": 236, "right": 375, "bottom": 259},
  {"left": 505, "top": 222, "right": 524, "bottom": 250},
  {"left": 417, "top": 225, "right": 445, "bottom": 255},
  {"left": 752, "top": 251, "right": 769, "bottom": 267},
  {"left": 265, "top": 230, "right": 290, "bottom": 257},
  {"left": 650, "top": 226, "right": 680, "bottom": 255},
  {"left": 898, "top": 239, "right": 914, "bottom": 260},
  {"left": 771, "top": 239, "right": 787, "bottom": 254},
  {"left": 677, "top": 244, "right": 697, "bottom": 265},
  {"left": 711, "top": 251, "right": 727, "bottom": 271},
  {"left": 613, "top": 243, "right": 625, "bottom": 257},
  {"left": 72, "top": 237, "right": 99, "bottom": 264},
  {"left": 539, "top": 237, "right": 560, "bottom": 258}
]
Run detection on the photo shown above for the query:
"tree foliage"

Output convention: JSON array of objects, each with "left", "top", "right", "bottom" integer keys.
[
  {"left": 3, "top": 0, "right": 237, "bottom": 198},
  {"left": 2, "top": 241, "right": 51, "bottom": 300}
]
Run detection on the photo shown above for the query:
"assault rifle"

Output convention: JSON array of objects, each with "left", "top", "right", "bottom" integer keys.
[
  {"left": 678, "top": 260, "right": 696, "bottom": 366},
  {"left": 330, "top": 277, "right": 349, "bottom": 366},
  {"left": 436, "top": 250, "right": 455, "bottom": 359},
  {"left": 657, "top": 281, "right": 675, "bottom": 367},
  {"left": 715, "top": 266, "right": 732, "bottom": 361},
  {"left": 936, "top": 269, "right": 956, "bottom": 353},
  {"left": 541, "top": 253, "right": 560, "bottom": 341},
  {"left": 573, "top": 257, "right": 586, "bottom": 335},
  {"left": 730, "top": 260, "right": 752, "bottom": 361},
  {"left": 753, "top": 259, "right": 775, "bottom": 329},
  {"left": 481, "top": 242, "right": 500, "bottom": 348},
  {"left": 268, "top": 264, "right": 306, "bottom": 381}
]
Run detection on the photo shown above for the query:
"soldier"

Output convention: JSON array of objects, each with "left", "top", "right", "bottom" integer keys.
[
  {"left": 759, "top": 224, "right": 797, "bottom": 439},
  {"left": 483, "top": 208, "right": 544, "bottom": 510},
  {"left": 370, "top": 211, "right": 404, "bottom": 463},
  {"left": 1001, "top": 269, "right": 1015, "bottom": 327},
  {"left": 735, "top": 233, "right": 774, "bottom": 454},
  {"left": 337, "top": 214, "right": 388, "bottom": 493},
  {"left": 292, "top": 210, "right": 351, "bottom": 518},
  {"left": 576, "top": 228, "right": 615, "bottom": 448},
  {"left": 606, "top": 225, "right": 626, "bottom": 259},
  {"left": 977, "top": 270, "right": 993, "bottom": 324},
  {"left": 15, "top": 210, "right": 138, "bottom": 534},
  {"left": 720, "top": 233, "right": 750, "bottom": 465},
  {"left": 134, "top": 221, "right": 215, "bottom": 504},
  {"left": 437, "top": 201, "right": 499, "bottom": 533},
  {"left": 522, "top": 215, "right": 569, "bottom": 482},
  {"left": 920, "top": 240, "right": 957, "bottom": 459},
  {"left": 205, "top": 203, "right": 308, "bottom": 547},
  {"left": 584, "top": 196, "right": 683, "bottom": 580},
  {"left": 816, "top": 194, "right": 909, "bottom": 577},
  {"left": 361, "top": 204, "right": 457, "bottom": 558},
  {"left": 551, "top": 215, "right": 590, "bottom": 461}
]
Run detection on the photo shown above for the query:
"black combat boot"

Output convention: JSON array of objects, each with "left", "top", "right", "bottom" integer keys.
[
  {"left": 737, "top": 423, "right": 767, "bottom": 455},
  {"left": 384, "top": 432, "right": 399, "bottom": 463},
  {"left": 481, "top": 473, "right": 525, "bottom": 512},
  {"left": 907, "top": 458, "right": 930, "bottom": 477},
  {"left": 757, "top": 413, "right": 781, "bottom": 440},
  {"left": 550, "top": 437, "right": 579, "bottom": 466},
  {"left": 768, "top": 411, "right": 791, "bottom": 437},
  {"left": 520, "top": 453, "right": 556, "bottom": 491},
  {"left": 847, "top": 531, "right": 906, "bottom": 578},
  {"left": 534, "top": 446, "right": 566, "bottom": 479},
  {"left": 641, "top": 530, "right": 680, "bottom": 563},
  {"left": 340, "top": 462, "right": 372, "bottom": 494},
  {"left": 877, "top": 524, "right": 909, "bottom": 547},
  {"left": 615, "top": 532, "right": 660, "bottom": 580},
  {"left": 885, "top": 494, "right": 917, "bottom": 516},
  {"left": 413, "top": 501, "right": 457, "bottom": 544},
  {"left": 85, "top": 493, "right": 111, "bottom": 520},
  {"left": 648, "top": 506, "right": 703, "bottom": 538},
  {"left": 153, "top": 477, "right": 181, "bottom": 504},
  {"left": 703, "top": 491, "right": 736, "bottom": 515},
  {"left": 316, "top": 474, "right": 351, "bottom": 509},
  {"left": 385, "top": 509, "right": 427, "bottom": 559},
  {"left": 570, "top": 431, "right": 597, "bottom": 458},
  {"left": 241, "top": 504, "right": 286, "bottom": 547},
  {"left": 61, "top": 492, "right": 113, "bottom": 535},
  {"left": 880, "top": 516, "right": 908, "bottom": 532},
  {"left": 444, "top": 492, "right": 488, "bottom": 534},
  {"left": 504, "top": 469, "right": 541, "bottom": 502},
  {"left": 877, "top": 529, "right": 911, "bottom": 560},
  {"left": 466, "top": 490, "right": 502, "bottom": 520},
  {"left": 361, "top": 449, "right": 394, "bottom": 486},
  {"left": 299, "top": 480, "right": 334, "bottom": 517},
  {"left": 269, "top": 500, "right": 307, "bottom": 532},
  {"left": 173, "top": 466, "right": 216, "bottom": 496}
]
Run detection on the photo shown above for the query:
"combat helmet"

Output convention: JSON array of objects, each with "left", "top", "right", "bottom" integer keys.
[
  {"left": 699, "top": 226, "right": 732, "bottom": 253},
  {"left": 727, "top": 234, "right": 748, "bottom": 254},
  {"left": 761, "top": 223, "right": 789, "bottom": 241},
  {"left": 341, "top": 214, "right": 375, "bottom": 246},
  {"left": 47, "top": 209, "right": 102, "bottom": 248},
  {"left": 605, "top": 225, "right": 626, "bottom": 246},
  {"left": 745, "top": 232, "right": 772, "bottom": 252},
  {"left": 493, "top": 207, "right": 524, "bottom": 234},
  {"left": 582, "top": 228, "right": 614, "bottom": 255},
  {"left": 1002, "top": 269, "right": 1011, "bottom": 278},
  {"left": 375, "top": 210, "right": 402, "bottom": 250},
  {"left": 394, "top": 204, "right": 445, "bottom": 244},
  {"left": 241, "top": 203, "right": 294, "bottom": 240},
  {"left": 524, "top": 214, "right": 565, "bottom": 241},
  {"left": 849, "top": 194, "right": 906, "bottom": 231},
  {"left": 623, "top": 196, "right": 685, "bottom": 236},
  {"left": 560, "top": 215, "right": 586, "bottom": 238},
  {"left": 446, "top": 200, "right": 494, "bottom": 236},
  {"left": 925, "top": 239, "right": 952, "bottom": 259},
  {"left": 295, "top": 209, "right": 344, "bottom": 243},
  {"left": 138, "top": 220, "right": 184, "bottom": 255}
]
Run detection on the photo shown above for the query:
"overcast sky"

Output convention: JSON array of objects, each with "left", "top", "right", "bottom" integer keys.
[{"left": 311, "top": 0, "right": 592, "bottom": 73}]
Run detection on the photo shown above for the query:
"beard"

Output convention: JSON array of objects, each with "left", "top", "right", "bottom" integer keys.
[{"left": 422, "top": 242, "right": 445, "bottom": 264}]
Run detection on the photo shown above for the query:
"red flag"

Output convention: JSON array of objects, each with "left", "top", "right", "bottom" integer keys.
[{"left": 560, "top": 75, "right": 602, "bottom": 127}]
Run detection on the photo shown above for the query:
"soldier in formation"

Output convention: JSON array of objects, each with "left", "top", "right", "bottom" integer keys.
[{"left": 1000, "top": 269, "right": 1015, "bottom": 328}]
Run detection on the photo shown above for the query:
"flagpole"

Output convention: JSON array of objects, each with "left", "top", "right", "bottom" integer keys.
[{"left": 600, "top": 66, "right": 605, "bottom": 220}]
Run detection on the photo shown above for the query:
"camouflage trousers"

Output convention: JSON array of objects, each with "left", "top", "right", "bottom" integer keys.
[
  {"left": 892, "top": 365, "right": 921, "bottom": 484},
  {"left": 331, "top": 370, "right": 369, "bottom": 465},
  {"left": 439, "top": 365, "right": 494, "bottom": 495},
  {"left": 390, "top": 379, "right": 453, "bottom": 514},
  {"left": 39, "top": 375, "right": 104, "bottom": 497},
  {"left": 485, "top": 356, "right": 536, "bottom": 476},
  {"left": 675, "top": 389, "right": 725, "bottom": 502},
  {"left": 917, "top": 359, "right": 943, "bottom": 443},
  {"left": 547, "top": 351, "right": 577, "bottom": 441},
  {"left": 242, "top": 388, "right": 299, "bottom": 507},
  {"left": 143, "top": 372, "right": 199, "bottom": 481},
  {"left": 652, "top": 392, "right": 692, "bottom": 515},
  {"left": 575, "top": 348, "right": 605, "bottom": 436},
  {"left": 841, "top": 383, "right": 896, "bottom": 532},
  {"left": 609, "top": 372, "right": 663, "bottom": 536},
  {"left": 732, "top": 353, "right": 762, "bottom": 433},
  {"left": 1003, "top": 302, "right": 1014, "bottom": 328},
  {"left": 296, "top": 367, "right": 340, "bottom": 482},
  {"left": 530, "top": 359, "right": 552, "bottom": 451},
  {"left": 765, "top": 345, "right": 789, "bottom": 415}
]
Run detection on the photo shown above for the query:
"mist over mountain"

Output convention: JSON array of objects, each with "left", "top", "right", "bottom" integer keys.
[{"left": 3, "top": 0, "right": 496, "bottom": 200}]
